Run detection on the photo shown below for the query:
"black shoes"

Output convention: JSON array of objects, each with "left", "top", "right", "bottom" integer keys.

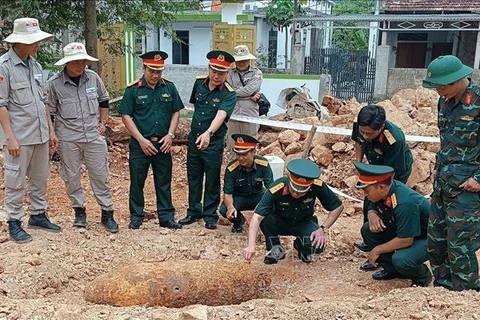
[
  {"left": 178, "top": 215, "right": 201, "bottom": 225},
  {"left": 263, "top": 245, "right": 286, "bottom": 264},
  {"left": 8, "top": 220, "right": 32, "bottom": 243},
  {"left": 360, "top": 260, "right": 379, "bottom": 271},
  {"left": 205, "top": 222, "right": 217, "bottom": 230},
  {"left": 28, "top": 213, "right": 61, "bottom": 233},
  {"left": 101, "top": 210, "right": 119, "bottom": 233},
  {"left": 293, "top": 238, "right": 313, "bottom": 264},
  {"left": 160, "top": 220, "right": 183, "bottom": 229},
  {"left": 372, "top": 269, "right": 403, "bottom": 281},
  {"left": 128, "top": 220, "right": 142, "bottom": 229},
  {"left": 353, "top": 241, "right": 371, "bottom": 252},
  {"left": 231, "top": 215, "right": 245, "bottom": 233},
  {"left": 73, "top": 207, "right": 87, "bottom": 227}
]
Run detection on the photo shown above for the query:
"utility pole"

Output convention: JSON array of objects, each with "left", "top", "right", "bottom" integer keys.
[{"left": 290, "top": 0, "right": 305, "bottom": 74}]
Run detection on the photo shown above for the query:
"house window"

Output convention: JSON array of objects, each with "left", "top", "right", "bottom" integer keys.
[
  {"left": 268, "top": 30, "right": 277, "bottom": 68},
  {"left": 172, "top": 31, "right": 189, "bottom": 65}
]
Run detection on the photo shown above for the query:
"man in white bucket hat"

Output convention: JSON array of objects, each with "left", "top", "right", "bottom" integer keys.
[
  {"left": 44, "top": 42, "right": 118, "bottom": 233},
  {"left": 0, "top": 17, "right": 60, "bottom": 243},
  {"left": 227, "top": 45, "right": 264, "bottom": 159}
]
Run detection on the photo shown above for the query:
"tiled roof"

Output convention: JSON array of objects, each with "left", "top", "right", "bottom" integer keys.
[{"left": 383, "top": 0, "right": 480, "bottom": 12}]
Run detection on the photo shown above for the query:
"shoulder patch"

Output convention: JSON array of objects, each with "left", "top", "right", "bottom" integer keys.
[
  {"left": 128, "top": 79, "right": 140, "bottom": 87},
  {"left": 225, "top": 82, "right": 234, "bottom": 92},
  {"left": 254, "top": 159, "right": 269, "bottom": 167},
  {"left": 228, "top": 161, "right": 240, "bottom": 172},
  {"left": 391, "top": 193, "right": 397, "bottom": 208},
  {"left": 196, "top": 74, "right": 208, "bottom": 79},
  {"left": 470, "top": 87, "right": 480, "bottom": 106},
  {"left": 383, "top": 129, "right": 396, "bottom": 145},
  {"left": 269, "top": 182, "right": 285, "bottom": 194},
  {"left": 313, "top": 179, "right": 323, "bottom": 186}
]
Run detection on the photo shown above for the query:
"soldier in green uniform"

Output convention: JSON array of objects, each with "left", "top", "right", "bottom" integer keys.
[
  {"left": 219, "top": 134, "right": 273, "bottom": 233},
  {"left": 178, "top": 51, "right": 237, "bottom": 230},
  {"left": 120, "top": 51, "right": 184, "bottom": 230},
  {"left": 351, "top": 104, "right": 413, "bottom": 254},
  {"left": 243, "top": 159, "right": 344, "bottom": 264},
  {"left": 423, "top": 55, "right": 480, "bottom": 291},
  {"left": 354, "top": 161, "right": 432, "bottom": 287}
]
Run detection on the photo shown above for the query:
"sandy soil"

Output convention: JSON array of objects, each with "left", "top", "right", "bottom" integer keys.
[{"left": 1, "top": 141, "right": 480, "bottom": 320}]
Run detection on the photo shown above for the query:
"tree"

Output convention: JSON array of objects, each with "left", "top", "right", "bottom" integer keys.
[
  {"left": 265, "top": 0, "right": 305, "bottom": 68},
  {"left": 332, "top": 0, "right": 375, "bottom": 50},
  {"left": 0, "top": 0, "right": 202, "bottom": 74}
]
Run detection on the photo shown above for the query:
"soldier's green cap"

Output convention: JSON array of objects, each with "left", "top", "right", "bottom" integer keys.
[
  {"left": 422, "top": 55, "right": 473, "bottom": 88},
  {"left": 286, "top": 159, "right": 320, "bottom": 193},
  {"left": 354, "top": 161, "right": 394, "bottom": 189},
  {"left": 139, "top": 51, "right": 168, "bottom": 71},
  {"left": 231, "top": 134, "right": 258, "bottom": 154}
]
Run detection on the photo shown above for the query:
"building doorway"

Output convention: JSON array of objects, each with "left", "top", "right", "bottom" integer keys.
[{"left": 172, "top": 31, "right": 189, "bottom": 65}]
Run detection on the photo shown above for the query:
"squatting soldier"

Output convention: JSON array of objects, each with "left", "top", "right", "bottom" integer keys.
[
  {"left": 0, "top": 18, "right": 60, "bottom": 243},
  {"left": 120, "top": 51, "right": 184, "bottom": 230},
  {"left": 423, "top": 55, "right": 480, "bottom": 291},
  {"left": 46, "top": 42, "right": 118, "bottom": 233},
  {"left": 219, "top": 134, "right": 273, "bottom": 233},
  {"left": 351, "top": 104, "right": 413, "bottom": 255},
  {"left": 354, "top": 161, "right": 432, "bottom": 287},
  {"left": 244, "top": 159, "right": 344, "bottom": 264},
  {"left": 178, "top": 50, "right": 237, "bottom": 230}
]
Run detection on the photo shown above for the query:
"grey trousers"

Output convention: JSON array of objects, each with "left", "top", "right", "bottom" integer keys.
[
  {"left": 3, "top": 142, "right": 49, "bottom": 220},
  {"left": 58, "top": 137, "right": 113, "bottom": 211}
]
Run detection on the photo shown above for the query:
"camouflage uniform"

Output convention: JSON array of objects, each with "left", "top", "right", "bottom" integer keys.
[{"left": 428, "top": 82, "right": 480, "bottom": 291}]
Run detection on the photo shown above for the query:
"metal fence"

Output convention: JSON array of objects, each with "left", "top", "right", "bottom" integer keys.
[{"left": 305, "top": 48, "right": 376, "bottom": 103}]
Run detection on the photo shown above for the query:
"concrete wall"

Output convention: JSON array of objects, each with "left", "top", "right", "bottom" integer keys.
[
  {"left": 386, "top": 68, "right": 480, "bottom": 98},
  {"left": 150, "top": 64, "right": 320, "bottom": 115}
]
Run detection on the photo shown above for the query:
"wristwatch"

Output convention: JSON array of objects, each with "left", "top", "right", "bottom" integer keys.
[
  {"left": 207, "top": 129, "right": 214, "bottom": 137},
  {"left": 168, "top": 132, "right": 175, "bottom": 139}
]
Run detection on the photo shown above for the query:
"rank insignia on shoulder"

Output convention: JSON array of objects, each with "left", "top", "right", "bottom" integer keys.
[
  {"left": 269, "top": 182, "right": 284, "bottom": 194},
  {"left": 128, "top": 79, "right": 140, "bottom": 87},
  {"left": 461, "top": 115, "right": 474, "bottom": 121},
  {"left": 196, "top": 74, "right": 208, "bottom": 79},
  {"left": 391, "top": 193, "right": 397, "bottom": 208},
  {"left": 383, "top": 129, "right": 396, "bottom": 145},
  {"left": 313, "top": 179, "right": 323, "bottom": 186},
  {"left": 162, "top": 78, "right": 172, "bottom": 83},
  {"left": 254, "top": 159, "right": 269, "bottom": 167},
  {"left": 228, "top": 161, "right": 240, "bottom": 172},
  {"left": 225, "top": 82, "right": 234, "bottom": 92}
]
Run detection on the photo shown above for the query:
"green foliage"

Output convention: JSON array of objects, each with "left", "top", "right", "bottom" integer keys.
[
  {"left": 332, "top": 0, "right": 375, "bottom": 50},
  {"left": 0, "top": 0, "right": 203, "bottom": 65},
  {"left": 265, "top": 0, "right": 305, "bottom": 31}
]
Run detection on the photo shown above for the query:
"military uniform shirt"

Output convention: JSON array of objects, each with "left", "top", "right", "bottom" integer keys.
[
  {"left": 189, "top": 76, "right": 236, "bottom": 140},
  {"left": 119, "top": 76, "right": 184, "bottom": 138},
  {"left": 367, "top": 180, "right": 430, "bottom": 239},
  {"left": 255, "top": 177, "right": 342, "bottom": 224},
  {"left": 223, "top": 155, "right": 273, "bottom": 196},
  {"left": 45, "top": 69, "right": 109, "bottom": 142},
  {"left": 0, "top": 48, "right": 49, "bottom": 145},
  {"left": 436, "top": 81, "right": 480, "bottom": 183},
  {"left": 352, "top": 120, "right": 413, "bottom": 183},
  {"left": 227, "top": 66, "right": 262, "bottom": 117}
]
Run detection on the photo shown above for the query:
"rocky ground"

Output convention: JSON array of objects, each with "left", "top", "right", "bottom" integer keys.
[{"left": 1, "top": 86, "right": 480, "bottom": 320}]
